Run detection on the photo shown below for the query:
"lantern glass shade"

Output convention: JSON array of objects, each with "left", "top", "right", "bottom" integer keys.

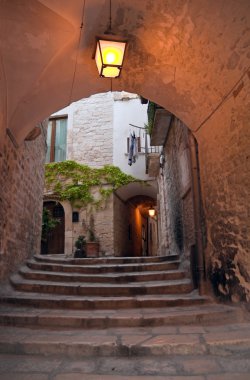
[
  {"left": 148, "top": 208, "right": 155, "bottom": 217},
  {"left": 95, "top": 37, "right": 127, "bottom": 78}
]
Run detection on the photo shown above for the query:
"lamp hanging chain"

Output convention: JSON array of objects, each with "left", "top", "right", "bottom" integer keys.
[
  {"left": 110, "top": 0, "right": 112, "bottom": 29},
  {"left": 107, "top": 0, "right": 112, "bottom": 33}
]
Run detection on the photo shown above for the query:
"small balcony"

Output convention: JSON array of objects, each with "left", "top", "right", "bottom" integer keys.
[
  {"left": 150, "top": 108, "right": 172, "bottom": 146},
  {"left": 144, "top": 144, "right": 161, "bottom": 177}
]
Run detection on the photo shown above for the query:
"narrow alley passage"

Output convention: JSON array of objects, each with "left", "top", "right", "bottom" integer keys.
[{"left": 0, "top": 1, "right": 249, "bottom": 378}]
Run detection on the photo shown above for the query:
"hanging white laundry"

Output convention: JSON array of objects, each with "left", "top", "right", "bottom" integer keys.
[
  {"left": 132, "top": 133, "right": 138, "bottom": 163},
  {"left": 128, "top": 132, "right": 138, "bottom": 166}
]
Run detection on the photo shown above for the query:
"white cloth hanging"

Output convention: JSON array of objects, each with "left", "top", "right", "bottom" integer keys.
[{"left": 128, "top": 132, "right": 138, "bottom": 166}]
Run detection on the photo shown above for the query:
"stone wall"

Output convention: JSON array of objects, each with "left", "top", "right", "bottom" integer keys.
[
  {"left": 0, "top": 129, "right": 46, "bottom": 281},
  {"left": 92, "top": 194, "right": 114, "bottom": 256},
  {"left": 44, "top": 191, "right": 115, "bottom": 257},
  {"left": 197, "top": 76, "right": 250, "bottom": 302},
  {"left": 68, "top": 92, "right": 114, "bottom": 167},
  {"left": 158, "top": 119, "right": 195, "bottom": 272},
  {"left": 157, "top": 182, "right": 169, "bottom": 255},
  {"left": 148, "top": 217, "right": 158, "bottom": 257}
]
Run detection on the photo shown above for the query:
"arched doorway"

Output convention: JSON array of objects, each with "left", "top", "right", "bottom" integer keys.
[
  {"left": 41, "top": 201, "right": 65, "bottom": 255},
  {"left": 128, "top": 195, "right": 158, "bottom": 257},
  {"left": 114, "top": 182, "right": 158, "bottom": 257}
]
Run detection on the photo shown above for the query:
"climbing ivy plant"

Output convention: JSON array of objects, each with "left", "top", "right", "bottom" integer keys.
[{"left": 45, "top": 161, "right": 136, "bottom": 208}]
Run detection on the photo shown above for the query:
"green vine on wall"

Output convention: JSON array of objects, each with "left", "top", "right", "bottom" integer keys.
[{"left": 45, "top": 161, "right": 136, "bottom": 208}]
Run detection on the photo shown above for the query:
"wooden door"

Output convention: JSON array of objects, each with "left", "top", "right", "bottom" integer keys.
[{"left": 44, "top": 202, "right": 65, "bottom": 254}]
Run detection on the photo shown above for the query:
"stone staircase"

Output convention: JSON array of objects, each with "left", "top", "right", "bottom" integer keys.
[
  {"left": 0, "top": 253, "right": 249, "bottom": 366},
  {"left": 0, "top": 254, "right": 241, "bottom": 329}
]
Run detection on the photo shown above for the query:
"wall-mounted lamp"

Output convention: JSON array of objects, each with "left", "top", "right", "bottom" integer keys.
[
  {"left": 148, "top": 207, "right": 156, "bottom": 217},
  {"left": 94, "top": 0, "right": 127, "bottom": 78},
  {"left": 94, "top": 35, "right": 127, "bottom": 78}
]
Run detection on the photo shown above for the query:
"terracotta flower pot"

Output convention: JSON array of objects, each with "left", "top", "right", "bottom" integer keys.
[{"left": 86, "top": 241, "right": 99, "bottom": 257}]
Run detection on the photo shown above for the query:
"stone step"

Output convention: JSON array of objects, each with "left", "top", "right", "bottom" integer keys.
[
  {"left": 10, "top": 274, "right": 193, "bottom": 296},
  {"left": 0, "top": 303, "right": 241, "bottom": 330},
  {"left": 19, "top": 266, "right": 186, "bottom": 284},
  {"left": 0, "top": 291, "right": 209, "bottom": 310},
  {"left": 1, "top": 350, "right": 250, "bottom": 378},
  {"left": 27, "top": 259, "right": 180, "bottom": 274},
  {"left": 0, "top": 305, "right": 250, "bottom": 360},
  {"left": 34, "top": 254, "right": 179, "bottom": 265}
]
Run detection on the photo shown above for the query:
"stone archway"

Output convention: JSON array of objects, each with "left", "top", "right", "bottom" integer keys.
[
  {"left": 128, "top": 195, "right": 158, "bottom": 258},
  {"left": 114, "top": 182, "right": 158, "bottom": 257},
  {"left": 0, "top": 0, "right": 249, "bottom": 146},
  {"left": 0, "top": 0, "right": 249, "bottom": 300}
]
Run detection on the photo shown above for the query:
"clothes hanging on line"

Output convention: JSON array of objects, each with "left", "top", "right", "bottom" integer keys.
[{"left": 128, "top": 132, "right": 138, "bottom": 166}]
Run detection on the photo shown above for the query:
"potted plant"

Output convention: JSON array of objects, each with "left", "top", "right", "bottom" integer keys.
[
  {"left": 86, "top": 215, "right": 99, "bottom": 257},
  {"left": 74, "top": 235, "right": 86, "bottom": 258}
]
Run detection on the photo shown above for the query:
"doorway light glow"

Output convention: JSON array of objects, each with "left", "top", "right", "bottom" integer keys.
[{"left": 148, "top": 208, "right": 156, "bottom": 217}]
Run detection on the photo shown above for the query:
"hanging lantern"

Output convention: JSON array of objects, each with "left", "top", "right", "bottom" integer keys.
[
  {"left": 148, "top": 207, "right": 156, "bottom": 217},
  {"left": 94, "top": 35, "right": 127, "bottom": 78}
]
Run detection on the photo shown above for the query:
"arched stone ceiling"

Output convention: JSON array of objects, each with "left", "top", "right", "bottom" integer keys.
[
  {"left": 115, "top": 181, "right": 157, "bottom": 202},
  {"left": 0, "top": 0, "right": 249, "bottom": 146}
]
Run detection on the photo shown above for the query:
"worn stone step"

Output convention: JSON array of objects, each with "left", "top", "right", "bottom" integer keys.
[
  {"left": 10, "top": 274, "right": 193, "bottom": 296},
  {"left": 26, "top": 259, "right": 180, "bottom": 274},
  {"left": 0, "top": 291, "right": 209, "bottom": 310},
  {"left": 34, "top": 254, "right": 179, "bottom": 265},
  {"left": 19, "top": 266, "right": 186, "bottom": 284},
  {"left": 0, "top": 309, "right": 249, "bottom": 367},
  {"left": 0, "top": 303, "right": 242, "bottom": 330},
  {"left": 1, "top": 351, "right": 250, "bottom": 378}
]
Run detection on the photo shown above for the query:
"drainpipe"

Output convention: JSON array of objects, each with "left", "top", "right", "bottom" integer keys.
[
  {"left": 188, "top": 132, "right": 206, "bottom": 295},
  {"left": 145, "top": 131, "right": 148, "bottom": 174}
]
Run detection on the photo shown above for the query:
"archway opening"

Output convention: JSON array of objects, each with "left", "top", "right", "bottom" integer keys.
[
  {"left": 114, "top": 181, "right": 158, "bottom": 257},
  {"left": 127, "top": 195, "right": 158, "bottom": 257}
]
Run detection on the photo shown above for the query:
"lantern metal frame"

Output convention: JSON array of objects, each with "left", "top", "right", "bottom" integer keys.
[{"left": 94, "top": 34, "right": 128, "bottom": 78}]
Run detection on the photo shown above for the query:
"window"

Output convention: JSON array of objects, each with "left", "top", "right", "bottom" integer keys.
[
  {"left": 72, "top": 212, "right": 79, "bottom": 223},
  {"left": 45, "top": 117, "right": 67, "bottom": 163}
]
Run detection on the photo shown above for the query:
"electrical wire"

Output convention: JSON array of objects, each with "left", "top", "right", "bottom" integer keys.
[
  {"left": 193, "top": 66, "right": 250, "bottom": 134},
  {"left": 109, "top": 0, "right": 112, "bottom": 30},
  {"left": 68, "top": 0, "right": 86, "bottom": 105}
]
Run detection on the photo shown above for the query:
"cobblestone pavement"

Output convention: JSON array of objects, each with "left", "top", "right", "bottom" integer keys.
[{"left": 0, "top": 322, "right": 249, "bottom": 379}]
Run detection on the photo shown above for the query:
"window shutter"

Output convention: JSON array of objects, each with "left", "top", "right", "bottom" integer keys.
[{"left": 137, "top": 137, "right": 141, "bottom": 152}]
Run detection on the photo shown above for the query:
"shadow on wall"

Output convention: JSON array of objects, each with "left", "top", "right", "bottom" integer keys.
[{"left": 174, "top": 210, "right": 184, "bottom": 253}]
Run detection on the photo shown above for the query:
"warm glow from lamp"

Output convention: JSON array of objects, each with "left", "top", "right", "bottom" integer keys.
[
  {"left": 148, "top": 208, "right": 155, "bottom": 217},
  {"left": 105, "top": 51, "right": 117, "bottom": 64},
  {"left": 95, "top": 37, "right": 127, "bottom": 78}
]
